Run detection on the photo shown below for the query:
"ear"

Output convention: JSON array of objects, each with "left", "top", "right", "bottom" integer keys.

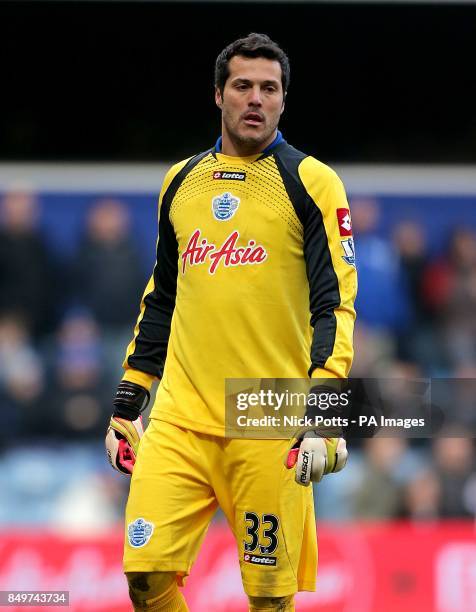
[
  {"left": 215, "top": 87, "right": 223, "bottom": 109},
  {"left": 280, "top": 92, "right": 286, "bottom": 116}
]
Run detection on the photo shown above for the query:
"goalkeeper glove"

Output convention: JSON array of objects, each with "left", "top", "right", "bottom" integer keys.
[
  {"left": 285, "top": 381, "right": 349, "bottom": 486},
  {"left": 286, "top": 433, "right": 348, "bottom": 486},
  {"left": 105, "top": 381, "right": 150, "bottom": 475}
]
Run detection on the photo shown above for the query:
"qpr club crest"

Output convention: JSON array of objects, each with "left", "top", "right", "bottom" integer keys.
[
  {"left": 212, "top": 192, "right": 240, "bottom": 221},
  {"left": 128, "top": 518, "right": 154, "bottom": 548}
]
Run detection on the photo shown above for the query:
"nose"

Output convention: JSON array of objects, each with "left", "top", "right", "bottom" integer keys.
[{"left": 248, "top": 85, "right": 263, "bottom": 107}]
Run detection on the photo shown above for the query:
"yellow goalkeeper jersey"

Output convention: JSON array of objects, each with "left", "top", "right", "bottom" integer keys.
[{"left": 122, "top": 133, "right": 357, "bottom": 436}]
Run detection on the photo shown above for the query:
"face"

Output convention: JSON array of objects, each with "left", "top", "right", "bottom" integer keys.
[{"left": 215, "top": 55, "right": 285, "bottom": 154}]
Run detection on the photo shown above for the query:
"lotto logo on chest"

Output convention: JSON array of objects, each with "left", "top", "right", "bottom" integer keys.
[{"left": 213, "top": 171, "right": 246, "bottom": 181}]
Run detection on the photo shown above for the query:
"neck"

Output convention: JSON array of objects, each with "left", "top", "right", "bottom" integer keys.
[{"left": 220, "top": 128, "right": 278, "bottom": 157}]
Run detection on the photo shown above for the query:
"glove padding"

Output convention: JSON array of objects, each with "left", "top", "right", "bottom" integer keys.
[
  {"left": 286, "top": 432, "right": 348, "bottom": 486},
  {"left": 106, "top": 380, "right": 150, "bottom": 475},
  {"left": 106, "top": 415, "right": 144, "bottom": 475}
]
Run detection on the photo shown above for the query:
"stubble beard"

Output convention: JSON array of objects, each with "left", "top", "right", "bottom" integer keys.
[{"left": 223, "top": 112, "right": 279, "bottom": 154}]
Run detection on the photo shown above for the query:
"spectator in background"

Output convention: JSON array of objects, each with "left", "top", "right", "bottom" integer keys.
[
  {"left": 441, "top": 229, "right": 476, "bottom": 369},
  {"left": 70, "top": 198, "right": 146, "bottom": 382},
  {"left": 352, "top": 437, "right": 417, "bottom": 519},
  {"left": 41, "top": 309, "right": 109, "bottom": 439},
  {"left": 392, "top": 220, "right": 448, "bottom": 373},
  {"left": 0, "top": 186, "right": 58, "bottom": 338},
  {"left": 402, "top": 468, "right": 441, "bottom": 521},
  {"left": 350, "top": 322, "right": 395, "bottom": 376},
  {"left": 0, "top": 314, "right": 45, "bottom": 440},
  {"left": 352, "top": 197, "right": 411, "bottom": 333},
  {"left": 451, "top": 365, "right": 476, "bottom": 432},
  {"left": 432, "top": 436, "right": 476, "bottom": 518},
  {"left": 393, "top": 221, "right": 427, "bottom": 324},
  {"left": 421, "top": 228, "right": 476, "bottom": 372}
]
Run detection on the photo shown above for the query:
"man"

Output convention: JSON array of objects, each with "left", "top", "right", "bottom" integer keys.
[{"left": 106, "top": 33, "right": 357, "bottom": 612}]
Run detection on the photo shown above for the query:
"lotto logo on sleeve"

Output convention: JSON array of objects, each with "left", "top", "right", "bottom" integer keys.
[{"left": 337, "top": 208, "right": 353, "bottom": 236}]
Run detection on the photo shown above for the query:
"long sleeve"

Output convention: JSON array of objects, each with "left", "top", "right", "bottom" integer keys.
[
  {"left": 122, "top": 157, "right": 192, "bottom": 380},
  {"left": 298, "top": 157, "right": 357, "bottom": 378}
]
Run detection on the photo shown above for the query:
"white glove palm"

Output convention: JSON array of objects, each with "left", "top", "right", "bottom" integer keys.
[{"left": 286, "top": 433, "right": 348, "bottom": 486}]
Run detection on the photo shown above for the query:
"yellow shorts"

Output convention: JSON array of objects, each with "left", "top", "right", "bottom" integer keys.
[{"left": 124, "top": 418, "right": 317, "bottom": 597}]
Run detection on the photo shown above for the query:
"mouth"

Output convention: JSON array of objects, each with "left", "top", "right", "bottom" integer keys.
[{"left": 242, "top": 112, "right": 264, "bottom": 126}]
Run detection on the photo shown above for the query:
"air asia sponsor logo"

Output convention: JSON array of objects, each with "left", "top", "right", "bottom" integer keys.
[
  {"left": 243, "top": 553, "right": 277, "bottom": 566},
  {"left": 341, "top": 237, "right": 356, "bottom": 266},
  {"left": 181, "top": 230, "right": 267, "bottom": 275},
  {"left": 300, "top": 450, "right": 313, "bottom": 483},
  {"left": 213, "top": 171, "right": 246, "bottom": 181},
  {"left": 337, "top": 208, "right": 352, "bottom": 236}
]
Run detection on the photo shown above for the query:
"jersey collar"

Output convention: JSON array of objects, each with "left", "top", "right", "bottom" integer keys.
[{"left": 213, "top": 131, "right": 285, "bottom": 159}]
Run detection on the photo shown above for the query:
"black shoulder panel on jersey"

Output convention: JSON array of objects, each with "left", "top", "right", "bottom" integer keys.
[
  {"left": 274, "top": 143, "right": 341, "bottom": 375},
  {"left": 127, "top": 149, "right": 212, "bottom": 377},
  {"left": 273, "top": 143, "right": 308, "bottom": 224}
]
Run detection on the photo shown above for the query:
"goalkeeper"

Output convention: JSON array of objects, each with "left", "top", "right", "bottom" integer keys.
[{"left": 106, "top": 33, "right": 357, "bottom": 612}]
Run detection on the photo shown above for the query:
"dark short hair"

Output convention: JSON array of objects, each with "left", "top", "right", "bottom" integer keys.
[{"left": 214, "top": 33, "right": 290, "bottom": 95}]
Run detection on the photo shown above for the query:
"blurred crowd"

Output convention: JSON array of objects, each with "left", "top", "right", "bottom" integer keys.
[
  {"left": 0, "top": 189, "right": 147, "bottom": 442},
  {"left": 0, "top": 187, "right": 475, "bottom": 526},
  {"left": 351, "top": 197, "right": 476, "bottom": 378}
]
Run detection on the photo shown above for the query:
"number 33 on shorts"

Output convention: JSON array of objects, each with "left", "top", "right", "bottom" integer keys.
[{"left": 243, "top": 512, "right": 279, "bottom": 566}]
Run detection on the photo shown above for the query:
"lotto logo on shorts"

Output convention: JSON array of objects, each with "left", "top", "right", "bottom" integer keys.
[{"left": 243, "top": 553, "right": 277, "bottom": 566}]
